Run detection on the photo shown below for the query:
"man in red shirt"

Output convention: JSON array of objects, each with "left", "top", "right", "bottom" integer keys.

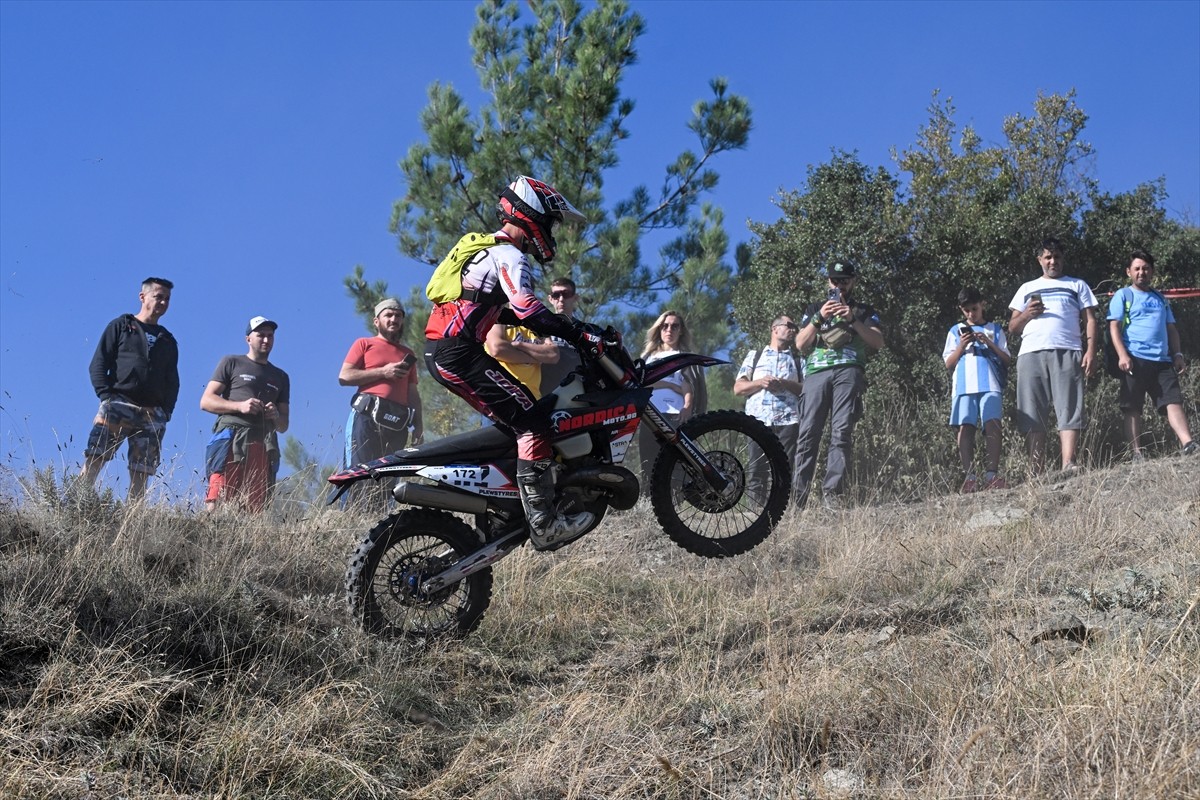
[{"left": 340, "top": 299, "right": 425, "bottom": 474}]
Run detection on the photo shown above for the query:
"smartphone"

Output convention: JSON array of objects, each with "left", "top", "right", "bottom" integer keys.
[
  {"left": 401, "top": 353, "right": 417, "bottom": 368},
  {"left": 828, "top": 287, "right": 842, "bottom": 302}
]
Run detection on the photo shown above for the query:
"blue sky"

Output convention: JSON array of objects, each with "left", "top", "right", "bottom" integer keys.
[{"left": 2, "top": 0, "right": 1197, "bottom": 504}]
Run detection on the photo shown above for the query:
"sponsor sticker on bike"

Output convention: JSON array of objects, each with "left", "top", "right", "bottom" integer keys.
[
  {"left": 550, "top": 403, "right": 638, "bottom": 433},
  {"left": 418, "top": 464, "right": 518, "bottom": 497}
]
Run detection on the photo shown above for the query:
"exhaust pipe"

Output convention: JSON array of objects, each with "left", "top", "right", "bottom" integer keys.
[
  {"left": 559, "top": 465, "right": 640, "bottom": 511},
  {"left": 392, "top": 481, "right": 489, "bottom": 515}
]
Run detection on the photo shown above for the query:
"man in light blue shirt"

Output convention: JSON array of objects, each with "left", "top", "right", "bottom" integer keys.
[
  {"left": 735, "top": 316, "right": 804, "bottom": 501},
  {"left": 1107, "top": 250, "right": 1195, "bottom": 459}
]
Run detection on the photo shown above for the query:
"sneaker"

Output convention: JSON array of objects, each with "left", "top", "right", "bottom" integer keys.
[
  {"left": 1060, "top": 461, "right": 1081, "bottom": 475},
  {"left": 1182, "top": 441, "right": 1198, "bottom": 457},
  {"left": 1131, "top": 450, "right": 1146, "bottom": 463},
  {"left": 821, "top": 494, "right": 844, "bottom": 511},
  {"left": 960, "top": 475, "right": 978, "bottom": 494},
  {"left": 984, "top": 475, "right": 1008, "bottom": 490}
]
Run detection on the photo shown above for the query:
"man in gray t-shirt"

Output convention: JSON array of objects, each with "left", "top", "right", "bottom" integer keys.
[{"left": 201, "top": 316, "right": 291, "bottom": 512}]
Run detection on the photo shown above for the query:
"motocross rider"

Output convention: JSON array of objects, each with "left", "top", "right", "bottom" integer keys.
[{"left": 425, "top": 176, "right": 603, "bottom": 550}]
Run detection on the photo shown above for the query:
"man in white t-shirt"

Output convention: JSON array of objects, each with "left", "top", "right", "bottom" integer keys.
[{"left": 1008, "top": 237, "right": 1098, "bottom": 474}]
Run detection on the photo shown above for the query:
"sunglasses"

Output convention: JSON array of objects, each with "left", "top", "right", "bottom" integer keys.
[
  {"left": 830, "top": 277, "right": 853, "bottom": 285},
  {"left": 661, "top": 321, "right": 682, "bottom": 330},
  {"left": 549, "top": 290, "right": 575, "bottom": 300},
  {"left": 776, "top": 321, "right": 798, "bottom": 330}
]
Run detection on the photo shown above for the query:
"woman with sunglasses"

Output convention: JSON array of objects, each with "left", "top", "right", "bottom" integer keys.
[{"left": 637, "top": 311, "right": 696, "bottom": 493}]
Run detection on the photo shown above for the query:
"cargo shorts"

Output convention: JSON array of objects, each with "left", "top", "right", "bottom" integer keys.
[{"left": 84, "top": 398, "right": 168, "bottom": 475}]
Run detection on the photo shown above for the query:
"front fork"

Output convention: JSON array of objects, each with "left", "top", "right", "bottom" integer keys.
[{"left": 594, "top": 353, "right": 730, "bottom": 495}]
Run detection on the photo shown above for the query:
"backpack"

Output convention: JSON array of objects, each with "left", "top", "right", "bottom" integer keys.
[{"left": 425, "top": 233, "right": 502, "bottom": 304}]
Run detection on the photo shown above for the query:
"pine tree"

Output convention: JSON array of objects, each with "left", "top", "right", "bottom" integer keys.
[{"left": 346, "top": 0, "right": 751, "bottom": 434}]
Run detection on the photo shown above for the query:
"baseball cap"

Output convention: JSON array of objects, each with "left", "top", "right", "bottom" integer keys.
[
  {"left": 827, "top": 260, "right": 856, "bottom": 279},
  {"left": 246, "top": 316, "right": 278, "bottom": 335},
  {"left": 374, "top": 298, "right": 403, "bottom": 317}
]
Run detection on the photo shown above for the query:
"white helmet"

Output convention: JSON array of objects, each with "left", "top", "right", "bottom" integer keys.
[{"left": 497, "top": 176, "right": 586, "bottom": 264}]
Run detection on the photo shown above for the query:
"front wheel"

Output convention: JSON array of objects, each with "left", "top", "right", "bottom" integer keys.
[
  {"left": 650, "top": 410, "right": 790, "bottom": 557},
  {"left": 345, "top": 508, "right": 492, "bottom": 638}
]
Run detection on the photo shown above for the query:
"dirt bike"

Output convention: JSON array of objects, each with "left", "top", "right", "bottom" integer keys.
[{"left": 327, "top": 326, "right": 791, "bottom": 639}]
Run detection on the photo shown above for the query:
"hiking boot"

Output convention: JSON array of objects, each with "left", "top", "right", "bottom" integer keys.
[
  {"left": 517, "top": 458, "right": 594, "bottom": 551},
  {"left": 1182, "top": 441, "right": 1198, "bottom": 457},
  {"left": 960, "top": 475, "right": 978, "bottom": 494},
  {"left": 1060, "top": 461, "right": 1081, "bottom": 476},
  {"left": 983, "top": 475, "right": 1008, "bottom": 490},
  {"left": 1131, "top": 450, "right": 1146, "bottom": 463}
]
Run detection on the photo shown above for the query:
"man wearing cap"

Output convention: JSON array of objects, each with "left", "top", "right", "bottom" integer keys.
[
  {"left": 201, "top": 316, "right": 291, "bottom": 512},
  {"left": 793, "top": 260, "right": 884, "bottom": 510},
  {"left": 79, "top": 277, "right": 179, "bottom": 501},
  {"left": 339, "top": 299, "right": 424, "bottom": 478}
]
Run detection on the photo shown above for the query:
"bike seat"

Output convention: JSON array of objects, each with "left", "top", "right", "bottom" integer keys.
[{"left": 399, "top": 424, "right": 516, "bottom": 464}]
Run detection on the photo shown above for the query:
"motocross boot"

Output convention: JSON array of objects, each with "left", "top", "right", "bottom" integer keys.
[{"left": 517, "top": 458, "right": 595, "bottom": 551}]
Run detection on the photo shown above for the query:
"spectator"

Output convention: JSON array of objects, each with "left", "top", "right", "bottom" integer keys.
[
  {"left": 201, "top": 316, "right": 290, "bottom": 512},
  {"left": 793, "top": 260, "right": 884, "bottom": 510},
  {"left": 339, "top": 298, "right": 424, "bottom": 505},
  {"left": 486, "top": 321, "right": 560, "bottom": 400},
  {"left": 1008, "top": 237, "right": 1099, "bottom": 474},
  {"left": 637, "top": 310, "right": 695, "bottom": 489},
  {"left": 539, "top": 277, "right": 583, "bottom": 396},
  {"left": 1107, "top": 250, "right": 1196, "bottom": 459},
  {"left": 80, "top": 277, "right": 179, "bottom": 501},
  {"left": 943, "top": 287, "right": 1011, "bottom": 492},
  {"left": 734, "top": 315, "right": 803, "bottom": 501}
]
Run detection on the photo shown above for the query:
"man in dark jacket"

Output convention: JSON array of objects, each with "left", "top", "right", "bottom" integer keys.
[{"left": 81, "top": 277, "right": 179, "bottom": 500}]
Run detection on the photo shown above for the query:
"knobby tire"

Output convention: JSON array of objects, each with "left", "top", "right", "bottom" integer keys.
[
  {"left": 344, "top": 508, "right": 492, "bottom": 638},
  {"left": 650, "top": 410, "right": 790, "bottom": 557}
]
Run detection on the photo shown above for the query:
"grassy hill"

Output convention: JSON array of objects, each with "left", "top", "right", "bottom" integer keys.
[{"left": 2, "top": 457, "right": 1197, "bottom": 799}]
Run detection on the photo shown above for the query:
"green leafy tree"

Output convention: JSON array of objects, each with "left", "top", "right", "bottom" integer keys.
[{"left": 733, "top": 90, "right": 1197, "bottom": 498}]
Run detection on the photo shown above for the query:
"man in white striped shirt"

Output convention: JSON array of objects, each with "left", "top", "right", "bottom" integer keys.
[{"left": 944, "top": 287, "right": 1011, "bottom": 492}]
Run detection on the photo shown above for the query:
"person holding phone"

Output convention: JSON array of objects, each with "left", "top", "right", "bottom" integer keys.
[
  {"left": 201, "top": 316, "right": 290, "bottom": 512},
  {"left": 1007, "top": 237, "right": 1098, "bottom": 475},
  {"left": 944, "top": 287, "right": 1011, "bottom": 492},
  {"left": 793, "top": 259, "right": 884, "bottom": 511},
  {"left": 339, "top": 299, "right": 424, "bottom": 484}
]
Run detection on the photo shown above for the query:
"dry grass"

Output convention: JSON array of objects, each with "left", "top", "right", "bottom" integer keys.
[{"left": 2, "top": 456, "right": 1198, "bottom": 799}]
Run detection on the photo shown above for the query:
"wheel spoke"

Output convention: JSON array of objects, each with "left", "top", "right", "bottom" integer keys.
[
  {"left": 651, "top": 411, "right": 788, "bottom": 558},
  {"left": 346, "top": 509, "right": 493, "bottom": 638}
]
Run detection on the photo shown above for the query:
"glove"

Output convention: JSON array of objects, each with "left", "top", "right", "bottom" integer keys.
[{"left": 568, "top": 321, "right": 605, "bottom": 356}]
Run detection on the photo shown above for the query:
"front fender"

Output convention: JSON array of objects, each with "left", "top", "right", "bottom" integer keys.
[{"left": 641, "top": 352, "right": 726, "bottom": 386}]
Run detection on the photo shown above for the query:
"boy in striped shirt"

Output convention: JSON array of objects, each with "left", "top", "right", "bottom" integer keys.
[{"left": 943, "top": 287, "right": 1012, "bottom": 493}]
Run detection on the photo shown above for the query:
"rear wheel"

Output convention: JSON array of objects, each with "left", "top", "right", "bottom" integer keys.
[
  {"left": 650, "top": 410, "right": 790, "bottom": 557},
  {"left": 345, "top": 508, "right": 492, "bottom": 638}
]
